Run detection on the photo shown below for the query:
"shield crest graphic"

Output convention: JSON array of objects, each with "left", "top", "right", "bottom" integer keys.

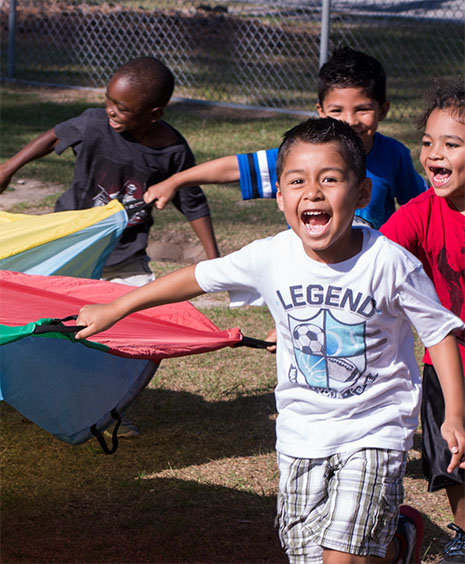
[{"left": 289, "top": 309, "right": 367, "bottom": 394}]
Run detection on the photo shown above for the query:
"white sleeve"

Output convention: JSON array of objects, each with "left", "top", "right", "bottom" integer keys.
[
  {"left": 396, "top": 265, "right": 465, "bottom": 348},
  {"left": 195, "top": 241, "right": 265, "bottom": 307}
]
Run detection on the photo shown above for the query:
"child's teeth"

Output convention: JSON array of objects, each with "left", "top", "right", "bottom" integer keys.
[
  {"left": 303, "top": 211, "right": 329, "bottom": 231},
  {"left": 432, "top": 168, "right": 450, "bottom": 185}
]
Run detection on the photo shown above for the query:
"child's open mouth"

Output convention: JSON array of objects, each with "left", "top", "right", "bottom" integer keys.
[
  {"left": 108, "top": 118, "right": 122, "bottom": 129},
  {"left": 429, "top": 166, "right": 451, "bottom": 187},
  {"left": 301, "top": 210, "right": 331, "bottom": 234}
]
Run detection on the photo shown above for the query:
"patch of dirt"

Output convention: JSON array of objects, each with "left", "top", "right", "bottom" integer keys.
[
  {"left": 147, "top": 238, "right": 205, "bottom": 264},
  {"left": 146, "top": 231, "right": 230, "bottom": 307},
  {"left": 169, "top": 100, "right": 306, "bottom": 120},
  {"left": 0, "top": 177, "right": 63, "bottom": 212},
  {"left": 3, "top": 83, "right": 105, "bottom": 105}
]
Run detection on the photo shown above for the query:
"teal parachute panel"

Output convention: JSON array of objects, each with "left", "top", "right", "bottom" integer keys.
[{"left": 0, "top": 200, "right": 127, "bottom": 278}]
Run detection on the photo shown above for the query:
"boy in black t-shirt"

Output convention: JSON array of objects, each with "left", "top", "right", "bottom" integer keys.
[
  {"left": 0, "top": 57, "right": 220, "bottom": 286},
  {"left": 0, "top": 57, "right": 220, "bottom": 437}
]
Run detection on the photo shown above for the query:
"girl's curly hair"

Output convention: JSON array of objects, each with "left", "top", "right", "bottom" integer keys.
[{"left": 418, "top": 79, "right": 465, "bottom": 128}]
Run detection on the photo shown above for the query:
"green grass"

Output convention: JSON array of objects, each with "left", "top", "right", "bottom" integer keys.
[{"left": 0, "top": 85, "right": 453, "bottom": 563}]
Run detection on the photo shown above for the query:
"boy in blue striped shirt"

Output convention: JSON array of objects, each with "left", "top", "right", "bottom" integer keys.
[{"left": 144, "top": 47, "right": 426, "bottom": 230}]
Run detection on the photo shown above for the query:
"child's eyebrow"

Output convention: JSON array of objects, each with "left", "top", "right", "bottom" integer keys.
[
  {"left": 283, "top": 166, "right": 344, "bottom": 177},
  {"left": 282, "top": 168, "right": 305, "bottom": 176},
  {"left": 320, "top": 166, "right": 345, "bottom": 174},
  {"left": 104, "top": 91, "right": 129, "bottom": 109},
  {"left": 423, "top": 132, "right": 464, "bottom": 142},
  {"left": 325, "top": 102, "right": 375, "bottom": 109},
  {"left": 442, "top": 134, "right": 464, "bottom": 142}
]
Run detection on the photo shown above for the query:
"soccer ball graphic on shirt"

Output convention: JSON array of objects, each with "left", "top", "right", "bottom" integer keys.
[
  {"left": 289, "top": 311, "right": 369, "bottom": 397},
  {"left": 292, "top": 323, "right": 325, "bottom": 355}
]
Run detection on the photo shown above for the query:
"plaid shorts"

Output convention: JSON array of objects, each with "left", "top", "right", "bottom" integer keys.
[{"left": 276, "top": 448, "right": 407, "bottom": 563}]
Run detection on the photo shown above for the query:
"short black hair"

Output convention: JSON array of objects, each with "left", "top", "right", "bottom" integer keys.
[
  {"left": 418, "top": 79, "right": 465, "bottom": 128},
  {"left": 113, "top": 56, "right": 175, "bottom": 108},
  {"left": 276, "top": 117, "right": 366, "bottom": 184},
  {"left": 318, "top": 46, "right": 386, "bottom": 107}
]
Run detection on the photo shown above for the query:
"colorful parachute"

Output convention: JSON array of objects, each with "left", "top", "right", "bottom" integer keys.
[
  {"left": 0, "top": 271, "right": 267, "bottom": 453},
  {"left": 0, "top": 200, "right": 127, "bottom": 278}
]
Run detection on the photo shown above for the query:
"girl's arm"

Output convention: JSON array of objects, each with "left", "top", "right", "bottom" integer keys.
[
  {"left": 144, "top": 155, "right": 240, "bottom": 209},
  {"left": 75, "top": 264, "right": 204, "bottom": 340},
  {"left": 428, "top": 333, "right": 465, "bottom": 472}
]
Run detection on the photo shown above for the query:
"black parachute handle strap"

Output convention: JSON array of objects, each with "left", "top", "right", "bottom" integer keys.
[
  {"left": 235, "top": 335, "right": 276, "bottom": 349},
  {"left": 90, "top": 409, "right": 121, "bottom": 455},
  {"left": 32, "top": 315, "right": 86, "bottom": 335},
  {"left": 33, "top": 319, "right": 277, "bottom": 350},
  {"left": 117, "top": 197, "right": 153, "bottom": 218}
]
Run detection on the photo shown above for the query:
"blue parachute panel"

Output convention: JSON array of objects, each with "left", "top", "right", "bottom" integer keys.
[{"left": 1, "top": 333, "right": 157, "bottom": 445}]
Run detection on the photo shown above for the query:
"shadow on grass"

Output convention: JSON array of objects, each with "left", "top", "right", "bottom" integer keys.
[
  {"left": 1, "top": 474, "right": 286, "bottom": 563},
  {"left": 405, "top": 430, "right": 423, "bottom": 480},
  {"left": 1, "top": 387, "right": 282, "bottom": 562},
  {"left": 126, "top": 387, "right": 278, "bottom": 466},
  {"left": 420, "top": 514, "right": 453, "bottom": 563},
  {"left": 0, "top": 385, "right": 456, "bottom": 563}
]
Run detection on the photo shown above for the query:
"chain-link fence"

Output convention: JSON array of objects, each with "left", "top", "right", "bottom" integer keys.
[{"left": 1, "top": 0, "right": 464, "bottom": 118}]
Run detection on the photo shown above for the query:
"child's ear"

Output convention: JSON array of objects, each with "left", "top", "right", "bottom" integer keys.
[
  {"left": 276, "top": 183, "right": 285, "bottom": 212},
  {"left": 150, "top": 107, "right": 163, "bottom": 123},
  {"left": 378, "top": 101, "right": 390, "bottom": 122},
  {"left": 356, "top": 177, "right": 372, "bottom": 209},
  {"left": 316, "top": 103, "right": 325, "bottom": 118}
]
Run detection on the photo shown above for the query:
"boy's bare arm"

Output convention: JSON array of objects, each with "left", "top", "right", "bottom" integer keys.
[
  {"left": 428, "top": 334, "right": 465, "bottom": 472},
  {"left": 144, "top": 155, "right": 240, "bottom": 210},
  {"left": 189, "top": 216, "right": 220, "bottom": 259},
  {"left": 0, "top": 129, "right": 59, "bottom": 192},
  {"left": 75, "top": 264, "right": 204, "bottom": 340}
]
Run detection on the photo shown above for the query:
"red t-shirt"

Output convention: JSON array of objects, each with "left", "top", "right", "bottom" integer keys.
[{"left": 380, "top": 187, "right": 465, "bottom": 366}]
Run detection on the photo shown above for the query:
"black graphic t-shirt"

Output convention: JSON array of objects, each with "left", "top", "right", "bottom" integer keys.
[{"left": 54, "top": 108, "right": 210, "bottom": 266}]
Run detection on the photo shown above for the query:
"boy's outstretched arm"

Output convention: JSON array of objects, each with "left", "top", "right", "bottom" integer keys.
[
  {"left": 0, "top": 129, "right": 59, "bottom": 192},
  {"left": 75, "top": 264, "right": 204, "bottom": 340},
  {"left": 428, "top": 334, "right": 465, "bottom": 472},
  {"left": 144, "top": 155, "right": 240, "bottom": 210}
]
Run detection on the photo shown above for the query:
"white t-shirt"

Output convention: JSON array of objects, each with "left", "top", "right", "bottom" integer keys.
[{"left": 195, "top": 227, "right": 464, "bottom": 458}]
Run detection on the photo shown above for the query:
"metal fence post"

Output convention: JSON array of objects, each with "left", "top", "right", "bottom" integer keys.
[
  {"left": 7, "top": 0, "right": 17, "bottom": 79},
  {"left": 319, "top": 0, "right": 331, "bottom": 68}
]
